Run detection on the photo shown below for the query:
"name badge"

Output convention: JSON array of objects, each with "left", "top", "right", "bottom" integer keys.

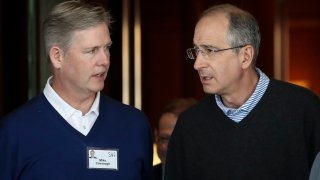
[{"left": 87, "top": 147, "right": 119, "bottom": 170}]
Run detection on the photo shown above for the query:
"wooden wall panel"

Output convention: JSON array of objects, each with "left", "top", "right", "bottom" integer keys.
[
  {"left": 141, "top": 0, "right": 187, "bottom": 130},
  {"left": 289, "top": 25, "right": 320, "bottom": 95},
  {"left": 287, "top": 0, "right": 320, "bottom": 96}
]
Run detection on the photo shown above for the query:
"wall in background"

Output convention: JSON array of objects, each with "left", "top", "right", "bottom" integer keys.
[
  {"left": 0, "top": 0, "right": 29, "bottom": 114},
  {"left": 285, "top": 0, "right": 320, "bottom": 95}
]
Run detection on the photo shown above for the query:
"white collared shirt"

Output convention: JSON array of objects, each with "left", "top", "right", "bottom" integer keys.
[{"left": 43, "top": 76, "right": 100, "bottom": 136}]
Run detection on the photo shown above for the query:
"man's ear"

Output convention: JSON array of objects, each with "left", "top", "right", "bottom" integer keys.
[
  {"left": 240, "top": 45, "right": 254, "bottom": 69},
  {"left": 49, "top": 46, "right": 64, "bottom": 69}
]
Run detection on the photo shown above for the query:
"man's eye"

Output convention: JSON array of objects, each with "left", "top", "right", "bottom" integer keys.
[
  {"left": 104, "top": 45, "right": 111, "bottom": 51},
  {"left": 204, "top": 48, "right": 214, "bottom": 54},
  {"left": 88, "top": 48, "right": 97, "bottom": 54}
]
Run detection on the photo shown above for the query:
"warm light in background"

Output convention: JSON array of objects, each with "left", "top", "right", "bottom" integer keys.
[
  {"left": 153, "top": 143, "right": 161, "bottom": 166},
  {"left": 289, "top": 80, "right": 310, "bottom": 89},
  {"left": 122, "top": 0, "right": 130, "bottom": 105}
]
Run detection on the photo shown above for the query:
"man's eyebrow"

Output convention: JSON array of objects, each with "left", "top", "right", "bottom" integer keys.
[
  {"left": 106, "top": 41, "right": 112, "bottom": 46},
  {"left": 194, "top": 44, "right": 217, "bottom": 49}
]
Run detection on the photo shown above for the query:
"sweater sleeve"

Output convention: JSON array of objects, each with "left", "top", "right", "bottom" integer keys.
[
  {"left": 0, "top": 124, "right": 16, "bottom": 180},
  {"left": 164, "top": 115, "right": 186, "bottom": 180},
  {"left": 304, "top": 93, "right": 320, "bottom": 166},
  {"left": 141, "top": 115, "right": 154, "bottom": 180}
]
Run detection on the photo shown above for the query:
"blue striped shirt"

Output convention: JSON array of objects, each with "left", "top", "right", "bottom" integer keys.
[{"left": 215, "top": 68, "right": 270, "bottom": 123}]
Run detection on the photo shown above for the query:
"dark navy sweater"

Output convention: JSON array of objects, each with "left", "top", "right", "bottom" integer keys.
[{"left": 0, "top": 93, "right": 153, "bottom": 180}]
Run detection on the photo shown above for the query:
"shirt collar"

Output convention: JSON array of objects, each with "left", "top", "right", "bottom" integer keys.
[
  {"left": 43, "top": 76, "right": 100, "bottom": 120},
  {"left": 215, "top": 68, "right": 269, "bottom": 113}
]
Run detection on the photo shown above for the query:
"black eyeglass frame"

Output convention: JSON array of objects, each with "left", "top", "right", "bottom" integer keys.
[{"left": 186, "top": 44, "right": 247, "bottom": 60}]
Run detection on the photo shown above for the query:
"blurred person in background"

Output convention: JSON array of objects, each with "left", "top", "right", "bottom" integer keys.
[{"left": 153, "top": 98, "right": 196, "bottom": 180}]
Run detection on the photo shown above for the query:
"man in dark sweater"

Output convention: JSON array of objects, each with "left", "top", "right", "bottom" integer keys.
[{"left": 165, "top": 3, "right": 320, "bottom": 180}]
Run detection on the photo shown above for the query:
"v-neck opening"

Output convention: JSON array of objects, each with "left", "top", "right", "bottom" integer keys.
[
  {"left": 208, "top": 93, "right": 269, "bottom": 127},
  {"left": 41, "top": 94, "right": 99, "bottom": 143}
]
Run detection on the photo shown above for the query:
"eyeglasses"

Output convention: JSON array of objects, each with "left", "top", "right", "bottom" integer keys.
[{"left": 186, "top": 45, "right": 247, "bottom": 60}]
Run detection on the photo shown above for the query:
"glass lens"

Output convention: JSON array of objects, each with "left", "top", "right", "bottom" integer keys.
[{"left": 186, "top": 48, "right": 196, "bottom": 59}]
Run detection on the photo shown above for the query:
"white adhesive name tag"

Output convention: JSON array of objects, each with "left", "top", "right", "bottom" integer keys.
[{"left": 87, "top": 147, "right": 119, "bottom": 170}]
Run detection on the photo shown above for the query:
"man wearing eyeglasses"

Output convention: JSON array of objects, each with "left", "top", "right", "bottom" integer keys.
[{"left": 165, "top": 3, "right": 320, "bottom": 180}]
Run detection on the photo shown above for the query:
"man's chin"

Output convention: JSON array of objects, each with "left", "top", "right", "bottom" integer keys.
[
  {"left": 93, "top": 84, "right": 105, "bottom": 92},
  {"left": 203, "top": 87, "right": 217, "bottom": 94},
  {"left": 203, "top": 87, "right": 212, "bottom": 93}
]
